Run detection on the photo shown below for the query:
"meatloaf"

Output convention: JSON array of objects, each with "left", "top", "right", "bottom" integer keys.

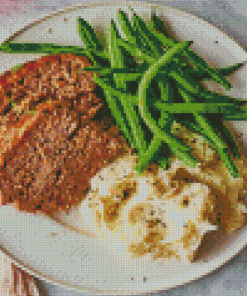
[
  {"left": 0, "top": 53, "right": 96, "bottom": 114},
  {"left": 0, "top": 54, "right": 102, "bottom": 164},
  {"left": 0, "top": 54, "right": 127, "bottom": 215}
]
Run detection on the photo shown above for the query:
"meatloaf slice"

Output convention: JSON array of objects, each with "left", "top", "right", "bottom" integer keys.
[
  {"left": 0, "top": 91, "right": 102, "bottom": 167},
  {"left": 0, "top": 54, "right": 95, "bottom": 115},
  {"left": 0, "top": 52, "right": 102, "bottom": 166},
  {"left": 0, "top": 112, "right": 127, "bottom": 215},
  {"left": 0, "top": 105, "right": 80, "bottom": 211}
]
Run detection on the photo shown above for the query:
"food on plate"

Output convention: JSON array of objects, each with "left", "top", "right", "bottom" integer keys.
[
  {"left": 77, "top": 124, "right": 247, "bottom": 261},
  {"left": 80, "top": 152, "right": 218, "bottom": 262},
  {"left": 0, "top": 5, "right": 247, "bottom": 261},
  {"left": 0, "top": 54, "right": 99, "bottom": 166},
  {"left": 0, "top": 54, "right": 127, "bottom": 215}
]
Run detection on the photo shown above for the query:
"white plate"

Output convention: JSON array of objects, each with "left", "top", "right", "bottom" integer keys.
[{"left": 0, "top": 1, "right": 247, "bottom": 295}]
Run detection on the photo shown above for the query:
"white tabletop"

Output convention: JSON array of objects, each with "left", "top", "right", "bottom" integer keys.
[{"left": 1, "top": 1, "right": 247, "bottom": 295}]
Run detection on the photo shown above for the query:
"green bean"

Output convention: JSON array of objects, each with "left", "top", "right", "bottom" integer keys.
[
  {"left": 148, "top": 28, "right": 175, "bottom": 47},
  {"left": 77, "top": 18, "right": 111, "bottom": 66},
  {"left": 94, "top": 75, "right": 146, "bottom": 153},
  {"left": 77, "top": 67, "right": 112, "bottom": 74},
  {"left": 118, "top": 8, "right": 146, "bottom": 53},
  {"left": 156, "top": 79, "right": 174, "bottom": 171},
  {"left": 79, "top": 63, "right": 242, "bottom": 117},
  {"left": 92, "top": 74, "right": 138, "bottom": 102},
  {"left": 157, "top": 79, "right": 174, "bottom": 128},
  {"left": 108, "top": 19, "right": 129, "bottom": 89},
  {"left": 185, "top": 50, "right": 232, "bottom": 90},
  {"left": 77, "top": 18, "right": 105, "bottom": 52},
  {"left": 116, "top": 95, "right": 147, "bottom": 153},
  {"left": 95, "top": 58, "right": 195, "bottom": 169},
  {"left": 0, "top": 42, "right": 89, "bottom": 54},
  {"left": 158, "top": 80, "right": 168, "bottom": 102},
  {"left": 113, "top": 71, "right": 144, "bottom": 82},
  {"left": 149, "top": 7, "right": 167, "bottom": 35},
  {"left": 0, "top": 41, "right": 110, "bottom": 65},
  {"left": 95, "top": 79, "right": 136, "bottom": 149},
  {"left": 93, "top": 75, "right": 136, "bottom": 100},
  {"left": 109, "top": 21, "right": 141, "bottom": 88},
  {"left": 0, "top": 42, "right": 110, "bottom": 65},
  {"left": 223, "top": 108, "right": 247, "bottom": 121},
  {"left": 138, "top": 41, "right": 193, "bottom": 134},
  {"left": 155, "top": 102, "right": 237, "bottom": 114},
  {"left": 118, "top": 9, "right": 161, "bottom": 63},
  {"left": 169, "top": 70, "right": 241, "bottom": 103},
  {"left": 138, "top": 41, "right": 198, "bottom": 167},
  {"left": 169, "top": 69, "right": 233, "bottom": 102},
  {"left": 113, "top": 73, "right": 137, "bottom": 85},
  {"left": 117, "top": 9, "right": 142, "bottom": 46},
  {"left": 77, "top": 66, "right": 140, "bottom": 74},
  {"left": 200, "top": 61, "right": 246, "bottom": 84},
  {"left": 159, "top": 79, "right": 173, "bottom": 103},
  {"left": 169, "top": 70, "right": 201, "bottom": 94},
  {"left": 146, "top": 26, "right": 232, "bottom": 90},
  {"left": 137, "top": 86, "right": 174, "bottom": 173},
  {"left": 128, "top": 5, "right": 164, "bottom": 58},
  {"left": 112, "top": 66, "right": 189, "bottom": 82},
  {"left": 220, "top": 61, "right": 246, "bottom": 76},
  {"left": 130, "top": 14, "right": 151, "bottom": 51},
  {"left": 158, "top": 110, "right": 171, "bottom": 129},
  {"left": 183, "top": 67, "right": 213, "bottom": 80},
  {"left": 183, "top": 61, "right": 246, "bottom": 81},
  {"left": 109, "top": 20, "right": 125, "bottom": 68},
  {"left": 157, "top": 80, "right": 175, "bottom": 136},
  {"left": 119, "top": 7, "right": 239, "bottom": 170},
  {"left": 73, "top": 49, "right": 105, "bottom": 66},
  {"left": 135, "top": 136, "right": 163, "bottom": 173},
  {"left": 159, "top": 157, "right": 172, "bottom": 170},
  {"left": 106, "top": 15, "right": 152, "bottom": 69},
  {"left": 179, "top": 120, "right": 205, "bottom": 135},
  {"left": 117, "top": 34, "right": 154, "bottom": 64},
  {"left": 178, "top": 88, "right": 238, "bottom": 177},
  {"left": 196, "top": 114, "right": 238, "bottom": 177},
  {"left": 99, "top": 91, "right": 134, "bottom": 148},
  {"left": 83, "top": 51, "right": 101, "bottom": 66}
]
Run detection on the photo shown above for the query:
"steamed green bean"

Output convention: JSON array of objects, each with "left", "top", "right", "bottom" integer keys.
[
  {"left": 178, "top": 88, "right": 239, "bottom": 177},
  {"left": 155, "top": 102, "right": 237, "bottom": 114},
  {"left": 138, "top": 41, "right": 198, "bottom": 167},
  {"left": 78, "top": 18, "right": 105, "bottom": 52},
  {"left": 94, "top": 75, "right": 147, "bottom": 153},
  {"left": 128, "top": 5, "right": 164, "bottom": 58}
]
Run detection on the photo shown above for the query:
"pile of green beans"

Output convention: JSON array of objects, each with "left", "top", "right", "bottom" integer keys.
[
  {"left": 93, "top": 5, "right": 246, "bottom": 177},
  {"left": 1, "top": 5, "right": 246, "bottom": 178}
]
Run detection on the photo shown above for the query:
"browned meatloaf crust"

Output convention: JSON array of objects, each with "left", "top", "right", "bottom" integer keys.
[
  {"left": 0, "top": 54, "right": 102, "bottom": 163},
  {"left": 0, "top": 54, "right": 96, "bottom": 114},
  {"left": 0, "top": 54, "right": 127, "bottom": 215}
]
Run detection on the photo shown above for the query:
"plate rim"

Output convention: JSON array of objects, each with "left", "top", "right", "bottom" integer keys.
[{"left": 1, "top": 0, "right": 247, "bottom": 294}]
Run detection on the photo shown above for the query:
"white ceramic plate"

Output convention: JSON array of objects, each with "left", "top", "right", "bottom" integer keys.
[{"left": 1, "top": 1, "right": 247, "bottom": 295}]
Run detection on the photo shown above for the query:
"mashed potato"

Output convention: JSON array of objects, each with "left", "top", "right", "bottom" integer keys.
[
  {"left": 80, "top": 153, "right": 216, "bottom": 261},
  {"left": 78, "top": 122, "right": 247, "bottom": 262}
]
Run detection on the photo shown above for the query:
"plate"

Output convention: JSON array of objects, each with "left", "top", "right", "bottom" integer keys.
[{"left": 0, "top": 1, "right": 247, "bottom": 294}]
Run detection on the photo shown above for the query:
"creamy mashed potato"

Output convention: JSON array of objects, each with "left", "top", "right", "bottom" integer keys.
[{"left": 80, "top": 153, "right": 219, "bottom": 261}]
